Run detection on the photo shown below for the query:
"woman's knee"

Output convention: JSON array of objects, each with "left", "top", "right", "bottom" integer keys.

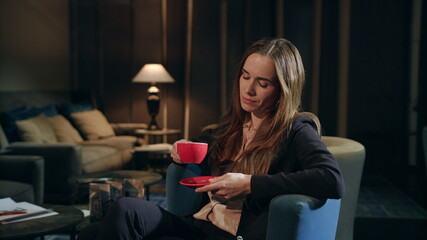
[
  {"left": 113, "top": 197, "right": 152, "bottom": 213},
  {"left": 97, "top": 197, "right": 163, "bottom": 239},
  {"left": 106, "top": 197, "right": 158, "bottom": 223}
]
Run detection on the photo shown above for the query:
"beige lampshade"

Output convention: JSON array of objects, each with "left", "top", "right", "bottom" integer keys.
[{"left": 132, "top": 64, "right": 175, "bottom": 84}]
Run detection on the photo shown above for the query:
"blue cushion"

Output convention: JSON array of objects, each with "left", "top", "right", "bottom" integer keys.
[
  {"left": 58, "top": 102, "right": 93, "bottom": 119},
  {"left": 34, "top": 104, "right": 58, "bottom": 117},
  {"left": 0, "top": 105, "right": 59, "bottom": 143},
  {"left": 0, "top": 107, "right": 38, "bottom": 142}
]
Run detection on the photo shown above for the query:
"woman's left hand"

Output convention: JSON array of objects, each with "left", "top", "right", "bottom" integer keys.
[{"left": 195, "top": 173, "right": 252, "bottom": 201}]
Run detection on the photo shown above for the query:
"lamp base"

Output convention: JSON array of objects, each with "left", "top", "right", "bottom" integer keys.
[
  {"left": 146, "top": 89, "right": 160, "bottom": 131},
  {"left": 148, "top": 116, "right": 160, "bottom": 130}
]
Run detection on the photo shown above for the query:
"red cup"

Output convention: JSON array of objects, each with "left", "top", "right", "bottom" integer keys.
[{"left": 177, "top": 142, "right": 208, "bottom": 164}]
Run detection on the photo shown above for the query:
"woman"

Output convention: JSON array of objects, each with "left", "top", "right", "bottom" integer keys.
[{"left": 78, "top": 38, "right": 344, "bottom": 240}]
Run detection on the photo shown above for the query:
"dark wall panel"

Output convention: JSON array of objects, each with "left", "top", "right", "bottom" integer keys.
[
  {"left": 246, "top": 0, "right": 276, "bottom": 42},
  {"left": 166, "top": 0, "right": 187, "bottom": 131},
  {"left": 348, "top": 0, "right": 411, "bottom": 177},
  {"left": 318, "top": 0, "right": 339, "bottom": 135},
  {"left": 73, "top": 0, "right": 99, "bottom": 93},
  {"left": 418, "top": 1, "right": 427, "bottom": 166},
  {"left": 226, "top": 0, "right": 246, "bottom": 100},
  {"left": 189, "top": 0, "right": 221, "bottom": 138},
  {"left": 131, "top": 0, "right": 163, "bottom": 124},
  {"left": 0, "top": 0, "right": 70, "bottom": 91},
  {"left": 99, "top": 0, "right": 133, "bottom": 122},
  {"left": 283, "top": 0, "right": 315, "bottom": 111}
]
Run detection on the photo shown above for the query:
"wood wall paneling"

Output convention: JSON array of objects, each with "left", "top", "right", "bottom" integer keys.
[
  {"left": 347, "top": 0, "right": 411, "bottom": 177},
  {"left": 165, "top": 0, "right": 186, "bottom": 132},
  {"left": 337, "top": 0, "right": 350, "bottom": 137},
  {"left": 318, "top": 0, "right": 339, "bottom": 136},
  {"left": 283, "top": 0, "right": 315, "bottom": 111},
  {"left": 226, "top": 0, "right": 246, "bottom": 104},
  {"left": 74, "top": 0, "right": 99, "bottom": 93},
  {"left": 131, "top": 0, "right": 163, "bottom": 125},
  {"left": 99, "top": 0, "right": 133, "bottom": 122},
  {"left": 246, "top": 0, "right": 276, "bottom": 42},
  {"left": 417, "top": 0, "right": 427, "bottom": 166},
  {"left": 0, "top": 0, "right": 70, "bottom": 91},
  {"left": 188, "top": 0, "right": 221, "bottom": 138}
]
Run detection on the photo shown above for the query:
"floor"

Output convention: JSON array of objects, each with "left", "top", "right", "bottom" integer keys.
[{"left": 354, "top": 174, "right": 427, "bottom": 240}]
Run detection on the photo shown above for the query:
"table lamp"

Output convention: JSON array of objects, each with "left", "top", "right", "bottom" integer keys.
[{"left": 132, "top": 64, "right": 175, "bottom": 130}]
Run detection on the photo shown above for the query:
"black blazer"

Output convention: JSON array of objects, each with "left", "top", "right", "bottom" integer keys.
[{"left": 193, "top": 116, "right": 345, "bottom": 240}]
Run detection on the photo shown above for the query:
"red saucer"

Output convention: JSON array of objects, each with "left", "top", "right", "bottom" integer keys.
[{"left": 179, "top": 176, "right": 218, "bottom": 189}]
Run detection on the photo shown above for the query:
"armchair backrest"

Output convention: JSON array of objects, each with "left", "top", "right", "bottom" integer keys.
[{"left": 321, "top": 136, "right": 366, "bottom": 240}]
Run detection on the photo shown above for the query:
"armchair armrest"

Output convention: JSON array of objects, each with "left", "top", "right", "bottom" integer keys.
[
  {"left": 0, "top": 155, "right": 44, "bottom": 204},
  {"left": 7, "top": 142, "right": 83, "bottom": 203},
  {"left": 110, "top": 123, "right": 148, "bottom": 135},
  {"left": 267, "top": 194, "right": 340, "bottom": 240}
]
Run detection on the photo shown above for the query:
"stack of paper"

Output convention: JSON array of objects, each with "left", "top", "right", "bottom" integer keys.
[{"left": 0, "top": 198, "right": 58, "bottom": 224}]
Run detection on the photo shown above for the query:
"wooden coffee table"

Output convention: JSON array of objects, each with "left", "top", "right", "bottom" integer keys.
[
  {"left": 69, "top": 170, "right": 163, "bottom": 201},
  {"left": 0, "top": 204, "right": 83, "bottom": 240}
]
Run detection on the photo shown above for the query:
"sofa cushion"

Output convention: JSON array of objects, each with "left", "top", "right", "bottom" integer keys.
[
  {"left": 71, "top": 109, "right": 115, "bottom": 140},
  {"left": 83, "top": 135, "right": 137, "bottom": 150},
  {"left": 0, "top": 124, "right": 9, "bottom": 150},
  {"left": 16, "top": 114, "right": 58, "bottom": 143},
  {"left": 47, "top": 115, "right": 83, "bottom": 143},
  {"left": 0, "top": 107, "right": 37, "bottom": 143},
  {"left": 80, "top": 145, "right": 129, "bottom": 173}
]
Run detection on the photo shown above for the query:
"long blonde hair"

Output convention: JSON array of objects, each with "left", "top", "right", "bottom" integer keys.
[{"left": 205, "top": 38, "right": 320, "bottom": 175}]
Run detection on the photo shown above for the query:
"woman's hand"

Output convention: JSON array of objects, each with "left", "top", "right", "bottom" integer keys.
[
  {"left": 170, "top": 139, "right": 190, "bottom": 164},
  {"left": 195, "top": 173, "right": 252, "bottom": 201}
]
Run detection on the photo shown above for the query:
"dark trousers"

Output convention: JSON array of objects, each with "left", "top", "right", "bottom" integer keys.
[{"left": 77, "top": 197, "right": 235, "bottom": 240}]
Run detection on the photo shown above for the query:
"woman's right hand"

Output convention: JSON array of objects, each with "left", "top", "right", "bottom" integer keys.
[{"left": 170, "top": 139, "right": 190, "bottom": 164}]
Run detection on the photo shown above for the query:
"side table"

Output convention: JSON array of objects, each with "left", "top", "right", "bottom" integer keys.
[
  {"left": 135, "top": 128, "right": 181, "bottom": 144},
  {"left": 132, "top": 143, "right": 172, "bottom": 171},
  {"left": 0, "top": 205, "right": 83, "bottom": 240}
]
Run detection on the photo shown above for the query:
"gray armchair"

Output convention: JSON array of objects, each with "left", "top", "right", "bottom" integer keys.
[
  {"left": 165, "top": 136, "right": 365, "bottom": 240},
  {"left": 7, "top": 143, "right": 82, "bottom": 203},
  {"left": 0, "top": 155, "right": 45, "bottom": 204},
  {"left": 165, "top": 163, "right": 341, "bottom": 240}
]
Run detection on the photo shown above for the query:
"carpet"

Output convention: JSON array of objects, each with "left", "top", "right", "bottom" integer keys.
[
  {"left": 355, "top": 175, "right": 427, "bottom": 240},
  {"left": 148, "top": 193, "right": 167, "bottom": 209}
]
